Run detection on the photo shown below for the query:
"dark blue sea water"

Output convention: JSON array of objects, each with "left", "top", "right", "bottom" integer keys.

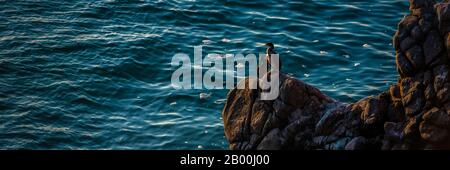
[{"left": 0, "top": 0, "right": 409, "bottom": 149}]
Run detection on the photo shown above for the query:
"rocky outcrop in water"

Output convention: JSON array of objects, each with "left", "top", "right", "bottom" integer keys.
[{"left": 222, "top": 0, "right": 450, "bottom": 150}]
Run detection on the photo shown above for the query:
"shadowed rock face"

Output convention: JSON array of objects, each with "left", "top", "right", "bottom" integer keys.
[{"left": 222, "top": 0, "right": 450, "bottom": 150}]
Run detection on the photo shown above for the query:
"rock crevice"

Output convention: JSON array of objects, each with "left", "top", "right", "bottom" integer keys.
[{"left": 222, "top": 0, "right": 450, "bottom": 150}]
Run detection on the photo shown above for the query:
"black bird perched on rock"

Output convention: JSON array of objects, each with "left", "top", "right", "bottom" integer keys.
[{"left": 264, "top": 42, "right": 282, "bottom": 71}]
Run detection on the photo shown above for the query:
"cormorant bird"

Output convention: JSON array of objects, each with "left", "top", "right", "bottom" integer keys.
[{"left": 264, "top": 42, "right": 281, "bottom": 71}]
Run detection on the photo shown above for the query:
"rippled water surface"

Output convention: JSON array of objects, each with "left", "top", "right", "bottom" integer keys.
[{"left": 0, "top": 0, "right": 409, "bottom": 149}]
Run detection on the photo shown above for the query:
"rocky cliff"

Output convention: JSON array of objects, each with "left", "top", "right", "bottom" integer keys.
[{"left": 222, "top": 0, "right": 450, "bottom": 150}]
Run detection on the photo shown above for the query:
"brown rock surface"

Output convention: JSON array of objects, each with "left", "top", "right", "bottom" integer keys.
[{"left": 222, "top": 0, "right": 450, "bottom": 150}]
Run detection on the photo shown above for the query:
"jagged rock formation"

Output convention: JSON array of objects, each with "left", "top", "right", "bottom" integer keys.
[{"left": 222, "top": 0, "right": 450, "bottom": 150}]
